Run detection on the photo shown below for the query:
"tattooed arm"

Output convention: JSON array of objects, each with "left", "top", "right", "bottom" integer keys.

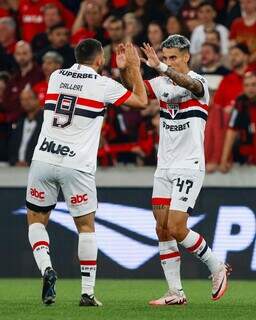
[
  {"left": 140, "top": 43, "right": 204, "bottom": 97},
  {"left": 163, "top": 67, "right": 204, "bottom": 97}
]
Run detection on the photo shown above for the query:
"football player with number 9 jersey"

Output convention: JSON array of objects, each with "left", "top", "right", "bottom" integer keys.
[{"left": 25, "top": 39, "right": 147, "bottom": 306}]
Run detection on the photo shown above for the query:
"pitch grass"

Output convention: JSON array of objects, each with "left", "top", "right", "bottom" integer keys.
[{"left": 0, "top": 279, "right": 255, "bottom": 320}]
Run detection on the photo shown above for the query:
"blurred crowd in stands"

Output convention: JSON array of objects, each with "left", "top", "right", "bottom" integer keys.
[{"left": 0, "top": 0, "right": 255, "bottom": 173}]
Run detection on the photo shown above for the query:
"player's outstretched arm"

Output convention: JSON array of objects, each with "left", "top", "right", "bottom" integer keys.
[
  {"left": 117, "top": 43, "right": 148, "bottom": 108},
  {"left": 116, "top": 43, "right": 150, "bottom": 102},
  {"left": 141, "top": 43, "right": 204, "bottom": 98}
]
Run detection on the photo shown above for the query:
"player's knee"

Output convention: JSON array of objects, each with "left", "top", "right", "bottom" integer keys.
[
  {"left": 156, "top": 225, "right": 168, "bottom": 241},
  {"left": 27, "top": 210, "right": 49, "bottom": 226},
  {"left": 167, "top": 223, "right": 186, "bottom": 240}
]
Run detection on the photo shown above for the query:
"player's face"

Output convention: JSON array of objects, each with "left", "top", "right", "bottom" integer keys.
[{"left": 162, "top": 47, "right": 189, "bottom": 73}]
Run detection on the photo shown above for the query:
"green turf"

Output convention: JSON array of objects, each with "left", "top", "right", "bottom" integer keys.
[{"left": 0, "top": 279, "right": 255, "bottom": 320}]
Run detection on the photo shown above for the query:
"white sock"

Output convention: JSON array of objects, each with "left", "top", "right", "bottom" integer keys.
[
  {"left": 159, "top": 240, "right": 183, "bottom": 293},
  {"left": 179, "top": 230, "right": 222, "bottom": 274},
  {"left": 78, "top": 232, "right": 97, "bottom": 296},
  {"left": 28, "top": 223, "right": 52, "bottom": 276}
]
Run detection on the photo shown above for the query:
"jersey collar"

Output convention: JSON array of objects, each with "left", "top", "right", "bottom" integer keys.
[{"left": 70, "top": 63, "right": 98, "bottom": 74}]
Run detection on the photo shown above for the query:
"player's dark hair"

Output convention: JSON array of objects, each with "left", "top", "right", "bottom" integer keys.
[
  {"left": 75, "top": 39, "right": 103, "bottom": 64},
  {"left": 161, "top": 34, "right": 190, "bottom": 53}
]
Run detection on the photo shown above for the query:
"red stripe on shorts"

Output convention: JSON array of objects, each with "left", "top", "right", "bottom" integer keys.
[{"left": 151, "top": 198, "right": 171, "bottom": 206}]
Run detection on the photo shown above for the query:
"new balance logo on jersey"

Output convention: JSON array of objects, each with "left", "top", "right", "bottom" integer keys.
[
  {"left": 39, "top": 138, "right": 76, "bottom": 157},
  {"left": 30, "top": 188, "right": 45, "bottom": 200},
  {"left": 71, "top": 194, "right": 88, "bottom": 205},
  {"left": 163, "top": 121, "right": 190, "bottom": 131},
  {"left": 179, "top": 196, "right": 188, "bottom": 202}
]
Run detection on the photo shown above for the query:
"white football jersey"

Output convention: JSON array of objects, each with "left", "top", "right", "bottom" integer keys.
[
  {"left": 145, "top": 71, "right": 209, "bottom": 170},
  {"left": 33, "top": 64, "right": 131, "bottom": 173}
]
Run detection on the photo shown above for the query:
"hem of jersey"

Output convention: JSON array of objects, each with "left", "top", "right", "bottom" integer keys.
[
  {"left": 156, "top": 166, "right": 205, "bottom": 171},
  {"left": 32, "top": 158, "right": 96, "bottom": 175}
]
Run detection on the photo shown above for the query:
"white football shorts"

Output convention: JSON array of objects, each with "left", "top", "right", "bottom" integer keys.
[
  {"left": 26, "top": 160, "right": 97, "bottom": 217},
  {"left": 152, "top": 168, "right": 205, "bottom": 214}
]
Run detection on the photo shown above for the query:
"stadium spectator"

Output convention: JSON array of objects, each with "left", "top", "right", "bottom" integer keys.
[
  {"left": 0, "top": 1, "right": 12, "bottom": 18},
  {"left": 71, "top": 1, "right": 109, "bottom": 47},
  {"left": 8, "top": 87, "right": 43, "bottom": 166},
  {"left": 31, "top": 3, "right": 63, "bottom": 53},
  {"left": 0, "top": 17, "right": 17, "bottom": 55},
  {"left": 230, "top": 0, "right": 256, "bottom": 66},
  {"left": 128, "top": 0, "right": 166, "bottom": 30},
  {"left": 218, "top": 0, "right": 241, "bottom": 28},
  {"left": 178, "top": 0, "right": 203, "bottom": 34},
  {"left": 165, "top": 16, "right": 189, "bottom": 38},
  {"left": 219, "top": 72, "right": 256, "bottom": 172},
  {"left": 2, "top": 41, "right": 44, "bottom": 123},
  {"left": 123, "top": 12, "right": 145, "bottom": 45},
  {"left": 101, "top": 106, "right": 145, "bottom": 165},
  {"left": 190, "top": 2, "right": 229, "bottom": 56},
  {"left": 205, "top": 44, "right": 250, "bottom": 172},
  {"left": 0, "top": 72, "right": 10, "bottom": 161},
  {"left": 196, "top": 43, "right": 230, "bottom": 76},
  {"left": 205, "top": 29, "right": 221, "bottom": 47},
  {"left": 33, "top": 51, "right": 63, "bottom": 107},
  {"left": 36, "top": 23, "right": 75, "bottom": 68},
  {"left": 147, "top": 22, "right": 165, "bottom": 52},
  {"left": 18, "top": 0, "right": 75, "bottom": 42},
  {"left": 103, "top": 16, "right": 126, "bottom": 80}
]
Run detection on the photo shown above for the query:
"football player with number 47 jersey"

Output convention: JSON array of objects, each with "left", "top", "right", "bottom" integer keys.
[
  {"left": 120, "top": 35, "right": 231, "bottom": 306},
  {"left": 25, "top": 39, "right": 147, "bottom": 306}
]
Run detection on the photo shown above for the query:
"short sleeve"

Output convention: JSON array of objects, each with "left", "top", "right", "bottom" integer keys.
[
  {"left": 144, "top": 77, "right": 160, "bottom": 99},
  {"left": 104, "top": 77, "right": 132, "bottom": 106}
]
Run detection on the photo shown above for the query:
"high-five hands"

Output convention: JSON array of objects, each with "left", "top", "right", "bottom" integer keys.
[
  {"left": 116, "top": 43, "right": 141, "bottom": 70},
  {"left": 140, "top": 42, "right": 160, "bottom": 68},
  {"left": 140, "top": 43, "right": 168, "bottom": 72}
]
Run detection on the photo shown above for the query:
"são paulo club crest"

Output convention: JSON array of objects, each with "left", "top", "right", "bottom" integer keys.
[{"left": 167, "top": 102, "right": 179, "bottom": 119}]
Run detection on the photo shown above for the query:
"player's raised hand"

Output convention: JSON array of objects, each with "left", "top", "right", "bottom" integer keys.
[
  {"left": 125, "top": 43, "right": 141, "bottom": 68},
  {"left": 116, "top": 43, "right": 127, "bottom": 70},
  {"left": 140, "top": 43, "right": 161, "bottom": 69}
]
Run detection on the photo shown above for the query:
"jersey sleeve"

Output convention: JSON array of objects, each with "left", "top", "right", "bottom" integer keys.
[
  {"left": 104, "top": 77, "right": 132, "bottom": 106},
  {"left": 144, "top": 77, "right": 160, "bottom": 99}
]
